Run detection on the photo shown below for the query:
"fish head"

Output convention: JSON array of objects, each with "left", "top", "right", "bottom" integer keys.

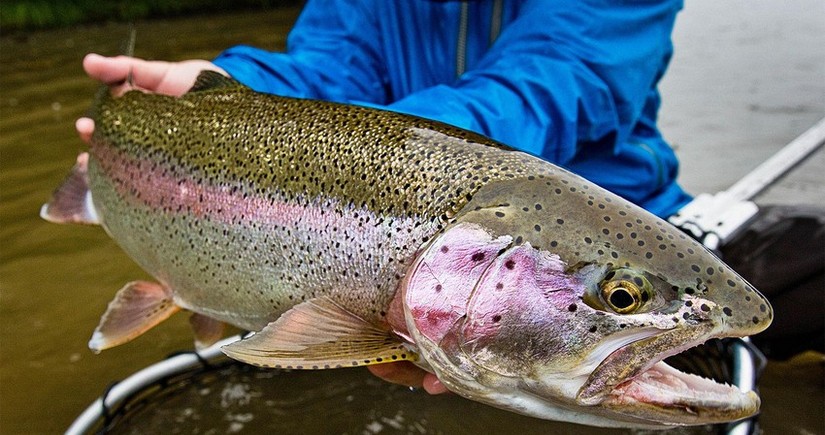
[{"left": 399, "top": 174, "right": 772, "bottom": 428}]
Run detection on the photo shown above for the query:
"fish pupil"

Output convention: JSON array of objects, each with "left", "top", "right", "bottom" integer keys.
[{"left": 609, "top": 289, "right": 635, "bottom": 310}]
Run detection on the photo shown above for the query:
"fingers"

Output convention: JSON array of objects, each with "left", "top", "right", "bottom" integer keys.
[
  {"left": 367, "top": 362, "right": 425, "bottom": 388},
  {"left": 422, "top": 373, "right": 450, "bottom": 395},
  {"left": 82, "top": 54, "right": 228, "bottom": 97},
  {"left": 83, "top": 53, "right": 172, "bottom": 95},
  {"left": 366, "top": 362, "right": 450, "bottom": 395},
  {"left": 76, "top": 117, "right": 94, "bottom": 144}
]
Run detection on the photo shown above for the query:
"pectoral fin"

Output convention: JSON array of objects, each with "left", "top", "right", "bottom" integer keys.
[
  {"left": 189, "top": 313, "right": 225, "bottom": 350},
  {"left": 89, "top": 281, "right": 180, "bottom": 352},
  {"left": 222, "top": 297, "right": 415, "bottom": 369},
  {"left": 40, "top": 152, "right": 100, "bottom": 225}
]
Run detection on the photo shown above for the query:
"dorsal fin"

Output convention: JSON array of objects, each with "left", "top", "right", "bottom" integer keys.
[
  {"left": 222, "top": 297, "right": 416, "bottom": 369},
  {"left": 187, "top": 71, "right": 243, "bottom": 93}
]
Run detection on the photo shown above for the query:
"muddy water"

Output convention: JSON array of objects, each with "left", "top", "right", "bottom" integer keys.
[{"left": 1, "top": 3, "right": 822, "bottom": 435}]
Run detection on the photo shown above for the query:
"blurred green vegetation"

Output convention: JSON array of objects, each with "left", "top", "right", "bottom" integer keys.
[{"left": 0, "top": 0, "right": 301, "bottom": 32}]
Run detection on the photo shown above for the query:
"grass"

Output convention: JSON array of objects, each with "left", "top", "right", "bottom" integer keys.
[{"left": 0, "top": 0, "right": 300, "bottom": 32}]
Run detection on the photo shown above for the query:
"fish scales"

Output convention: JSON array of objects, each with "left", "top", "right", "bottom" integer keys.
[{"left": 88, "top": 85, "right": 555, "bottom": 329}]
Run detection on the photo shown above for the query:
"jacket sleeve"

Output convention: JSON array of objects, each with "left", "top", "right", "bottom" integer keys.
[
  {"left": 212, "top": 0, "right": 389, "bottom": 103},
  {"left": 214, "top": 0, "right": 682, "bottom": 166},
  {"left": 386, "top": 0, "right": 682, "bottom": 165}
]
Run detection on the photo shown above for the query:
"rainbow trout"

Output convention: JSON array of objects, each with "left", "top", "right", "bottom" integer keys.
[{"left": 42, "top": 72, "right": 772, "bottom": 428}]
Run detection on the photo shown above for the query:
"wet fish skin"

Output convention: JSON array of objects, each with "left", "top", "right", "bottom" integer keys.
[{"left": 42, "top": 73, "right": 773, "bottom": 428}]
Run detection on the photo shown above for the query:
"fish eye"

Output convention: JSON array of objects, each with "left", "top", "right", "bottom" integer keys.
[{"left": 599, "top": 269, "right": 652, "bottom": 314}]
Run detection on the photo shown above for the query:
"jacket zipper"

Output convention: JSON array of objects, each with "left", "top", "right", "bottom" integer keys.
[
  {"left": 456, "top": 2, "right": 469, "bottom": 77},
  {"left": 456, "top": 0, "right": 504, "bottom": 78}
]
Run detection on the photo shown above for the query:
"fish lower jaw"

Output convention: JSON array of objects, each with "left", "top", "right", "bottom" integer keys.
[{"left": 600, "top": 360, "right": 760, "bottom": 425}]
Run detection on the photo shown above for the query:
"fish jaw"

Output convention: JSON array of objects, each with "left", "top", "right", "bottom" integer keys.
[
  {"left": 598, "top": 360, "right": 760, "bottom": 425},
  {"left": 570, "top": 303, "right": 762, "bottom": 425}
]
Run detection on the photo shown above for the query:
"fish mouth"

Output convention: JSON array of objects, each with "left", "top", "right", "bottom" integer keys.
[
  {"left": 577, "top": 325, "right": 760, "bottom": 425},
  {"left": 599, "top": 359, "right": 760, "bottom": 425}
]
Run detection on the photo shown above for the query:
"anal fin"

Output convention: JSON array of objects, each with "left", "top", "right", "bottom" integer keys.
[
  {"left": 189, "top": 313, "right": 225, "bottom": 350},
  {"left": 40, "top": 152, "right": 100, "bottom": 225},
  {"left": 89, "top": 281, "right": 180, "bottom": 352},
  {"left": 222, "top": 297, "right": 415, "bottom": 369}
]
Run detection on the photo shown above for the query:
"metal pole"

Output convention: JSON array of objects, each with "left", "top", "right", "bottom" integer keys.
[{"left": 727, "top": 117, "right": 825, "bottom": 202}]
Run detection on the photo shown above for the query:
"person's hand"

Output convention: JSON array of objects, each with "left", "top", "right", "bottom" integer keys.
[
  {"left": 367, "top": 362, "right": 450, "bottom": 394},
  {"left": 76, "top": 54, "right": 227, "bottom": 143}
]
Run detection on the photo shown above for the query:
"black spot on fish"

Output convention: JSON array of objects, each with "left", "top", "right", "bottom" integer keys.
[
  {"left": 584, "top": 237, "right": 592, "bottom": 244},
  {"left": 605, "top": 270, "right": 616, "bottom": 280},
  {"left": 752, "top": 316, "right": 760, "bottom": 324},
  {"left": 492, "top": 315, "right": 502, "bottom": 323},
  {"left": 534, "top": 224, "right": 541, "bottom": 232},
  {"left": 568, "top": 304, "right": 577, "bottom": 312},
  {"left": 727, "top": 279, "right": 736, "bottom": 287},
  {"left": 691, "top": 265, "right": 701, "bottom": 273},
  {"left": 435, "top": 284, "right": 442, "bottom": 292},
  {"left": 589, "top": 325, "right": 598, "bottom": 333},
  {"left": 723, "top": 307, "right": 733, "bottom": 316},
  {"left": 441, "top": 246, "right": 449, "bottom": 253},
  {"left": 471, "top": 252, "right": 485, "bottom": 262},
  {"left": 495, "top": 211, "right": 505, "bottom": 218},
  {"left": 556, "top": 218, "right": 564, "bottom": 225},
  {"left": 535, "top": 204, "right": 543, "bottom": 210},
  {"left": 496, "top": 282, "right": 504, "bottom": 290},
  {"left": 505, "top": 260, "right": 516, "bottom": 270},
  {"left": 700, "top": 304, "right": 710, "bottom": 312},
  {"left": 645, "top": 252, "right": 653, "bottom": 259}
]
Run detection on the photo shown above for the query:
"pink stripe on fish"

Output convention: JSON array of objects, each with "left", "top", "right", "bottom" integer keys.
[{"left": 91, "top": 143, "right": 388, "bottom": 230}]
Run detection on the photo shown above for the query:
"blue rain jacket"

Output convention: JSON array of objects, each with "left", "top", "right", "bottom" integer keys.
[{"left": 213, "top": 0, "right": 692, "bottom": 217}]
